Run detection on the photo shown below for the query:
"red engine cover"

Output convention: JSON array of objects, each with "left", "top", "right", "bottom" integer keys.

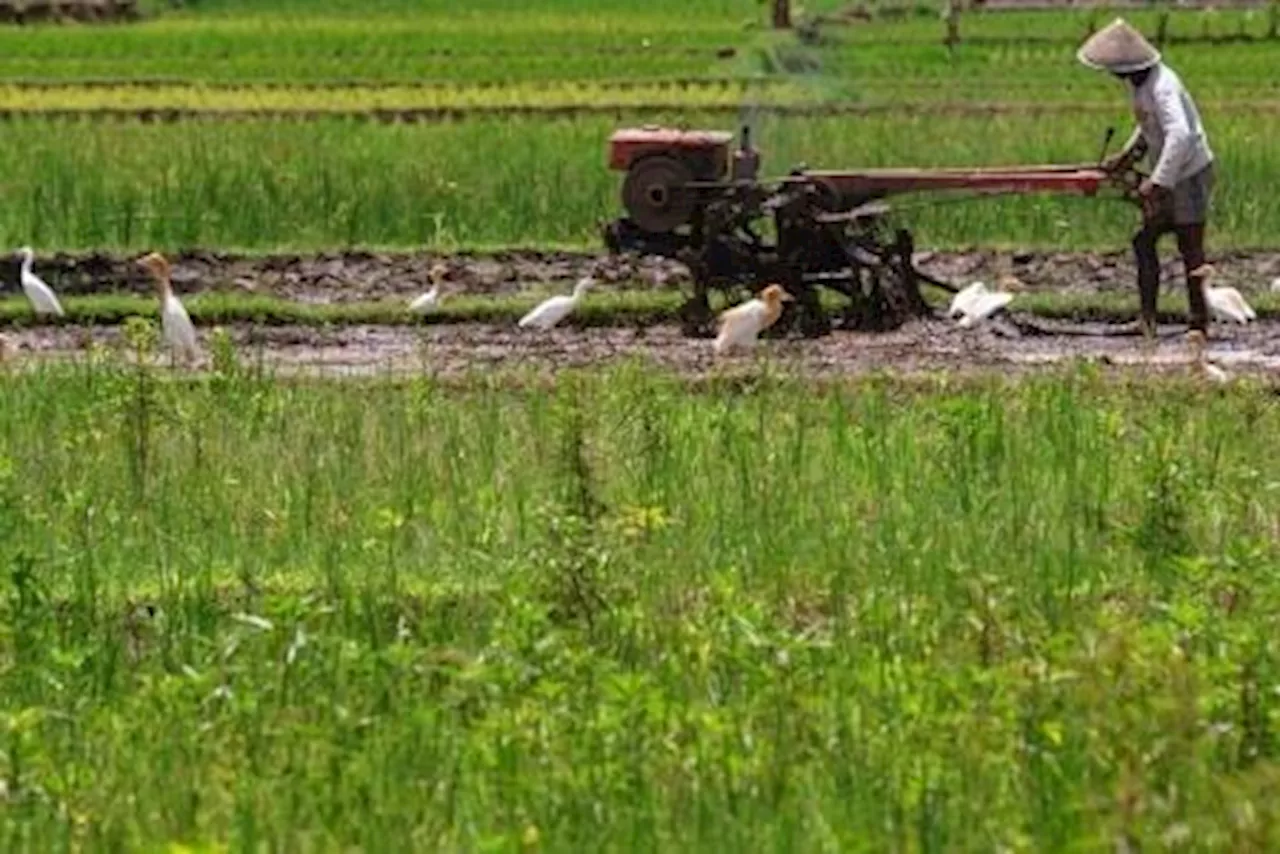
[{"left": 608, "top": 126, "right": 734, "bottom": 177}]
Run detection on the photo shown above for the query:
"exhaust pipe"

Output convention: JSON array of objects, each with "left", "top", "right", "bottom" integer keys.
[{"left": 732, "top": 123, "right": 760, "bottom": 182}]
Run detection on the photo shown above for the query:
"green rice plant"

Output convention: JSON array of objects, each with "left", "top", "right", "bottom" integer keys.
[
  {"left": 0, "top": 289, "right": 683, "bottom": 329},
  {"left": 0, "top": 7, "right": 753, "bottom": 84},
  {"left": 0, "top": 4, "right": 1273, "bottom": 105},
  {"left": 0, "top": 2, "right": 1272, "bottom": 97},
  {"left": 179, "top": 0, "right": 755, "bottom": 17},
  {"left": 1, "top": 285, "right": 1278, "bottom": 331},
  {"left": 0, "top": 79, "right": 805, "bottom": 112},
  {"left": 807, "top": 4, "right": 1280, "bottom": 44},
  {"left": 0, "top": 111, "right": 1273, "bottom": 252},
  {"left": 0, "top": 51, "right": 735, "bottom": 86},
  {"left": 1, "top": 361, "right": 1280, "bottom": 848},
  {"left": 817, "top": 41, "right": 1280, "bottom": 106}
]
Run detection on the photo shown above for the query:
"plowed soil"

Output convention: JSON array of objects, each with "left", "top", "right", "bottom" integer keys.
[
  {"left": 4, "top": 249, "right": 1280, "bottom": 381},
  {"left": 4, "top": 318, "right": 1279, "bottom": 383},
  {"left": 13, "top": 247, "right": 1280, "bottom": 303}
]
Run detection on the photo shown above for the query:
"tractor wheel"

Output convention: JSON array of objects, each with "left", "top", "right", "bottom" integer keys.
[
  {"left": 680, "top": 293, "right": 715, "bottom": 338},
  {"left": 796, "top": 285, "right": 831, "bottom": 338},
  {"left": 622, "top": 156, "right": 696, "bottom": 234}
]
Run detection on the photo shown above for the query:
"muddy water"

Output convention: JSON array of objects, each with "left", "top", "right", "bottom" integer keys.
[{"left": 5, "top": 317, "right": 1280, "bottom": 381}]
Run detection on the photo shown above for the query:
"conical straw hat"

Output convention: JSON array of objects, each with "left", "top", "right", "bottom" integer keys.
[{"left": 1077, "top": 18, "right": 1161, "bottom": 74}]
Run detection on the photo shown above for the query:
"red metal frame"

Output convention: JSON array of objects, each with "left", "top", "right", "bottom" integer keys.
[
  {"left": 796, "top": 166, "right": 1109, "bottom": 199},
  {"left": 608, "top": 128, "right": 734, "bottom": 172},
  {"left": 608, "top": 126, "right": 1127, "bottom": 203}
]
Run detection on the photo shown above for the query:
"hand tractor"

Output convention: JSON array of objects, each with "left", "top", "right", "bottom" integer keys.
[{"left": 602, "top": 124, "right": 1144, "bottom": 337}]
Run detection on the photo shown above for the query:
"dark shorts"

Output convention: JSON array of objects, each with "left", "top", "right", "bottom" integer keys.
[{"left": 1169, "top": 162, "right": 1215, "bottom": 226}]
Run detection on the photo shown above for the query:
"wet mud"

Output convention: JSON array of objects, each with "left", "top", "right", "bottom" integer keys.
[
  {"left": 5, "top": 316, "right": 1280, "bottom": 383},
  {"left": 10, "top": 247, "right": 1280, "bottom": 305},
  {"left": 3, "top": 249, "right": 1279, "bottom": 381}
]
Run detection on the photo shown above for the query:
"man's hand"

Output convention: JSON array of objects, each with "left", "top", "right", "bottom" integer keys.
[
  {"left": 1104, "top": 136, "right": 1147, "bottom": 174},
  {"left": 1139, "top": 178, "right": 1169, "bottom": 221}
]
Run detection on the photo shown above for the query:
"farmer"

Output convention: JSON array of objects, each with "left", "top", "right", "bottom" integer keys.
[{"left": 1077, "top": 18, "right": 1216, "bottom": 340}]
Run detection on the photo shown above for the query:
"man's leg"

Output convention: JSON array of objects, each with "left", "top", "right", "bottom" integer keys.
[
  {"left": 1132, "top": 221, "right": 1167, "bottom": 337},
  {"left": 1172, "top": 165, "right": 1214, "bottom": 335},
  {"left": 1175, "top": 224, "right": 1209, "bottom": 333}
]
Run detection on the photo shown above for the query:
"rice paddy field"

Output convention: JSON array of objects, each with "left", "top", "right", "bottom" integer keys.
[
  {"left": 0, "top": 0, "right": 1274, "bottom": 252},
  {"left": 5, "top": 0, "right": 1280, "bottom": 850}
]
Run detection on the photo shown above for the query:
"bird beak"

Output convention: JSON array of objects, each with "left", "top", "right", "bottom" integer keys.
[{"left": 781, "top": 291, "right": 795, "bottom": 302}]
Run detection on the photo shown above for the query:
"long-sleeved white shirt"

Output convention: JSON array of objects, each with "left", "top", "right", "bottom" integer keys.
[{"left": 1121, "top": 63, "right": 1214, "bottom": 188}]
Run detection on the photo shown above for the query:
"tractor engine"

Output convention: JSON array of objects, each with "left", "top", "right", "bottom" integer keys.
[{"left": 608, "top": 126, "right": 753, "bottom": 236}]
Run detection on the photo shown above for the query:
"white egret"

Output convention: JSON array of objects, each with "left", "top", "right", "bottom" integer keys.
[
  {"left": 955, "top": 285, "right": 1016, "bottom": 328},
  {"left": 1202, "top": 360, "right": 1231, "bottom": 384},
  {"left": 1194, "top": 264, "right": 1256, "bottom": 325},
  {"left": 16, "top": 247, "right": 64, "bottom": 318},
  {"left": 518, "top": 277, "right": 594, "bottom": 331},
  {"left": 408, "top": 285, "right": 440, "bottom": 314},
  {"left": 409, "top": 264, "right": 446, "bottom": 314},
  {"left": 996, "top": 273, "right": 1027, "bottom": 292},
  {"left": 1186, "top": 329, "right": 1230, "bottom": 384},
  {"left": 137, "top": 252, "right": 199, "bottom": 365},
  {"left": 1205, "top": 284, "right": 1256, "bottom": 325},
  {"left": 949, "top": 274, "right": 1024, "bottom": 327},
  {"left": 714, "top": 283, "right": 794, "bottom": 355},
  {"left": 947, "top": 281, "right": 988, "bottom": 318}
]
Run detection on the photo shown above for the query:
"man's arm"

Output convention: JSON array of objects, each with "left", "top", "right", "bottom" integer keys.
[
  {"left": 1121, "top": 125, "right": 1144, "bottom": 156},
  {"left": 1149, "top": 85, "right": 1192, "bottom": 187},
  {"left": 1106, "top": 126, "right": 1147, "bottom": 171}
]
